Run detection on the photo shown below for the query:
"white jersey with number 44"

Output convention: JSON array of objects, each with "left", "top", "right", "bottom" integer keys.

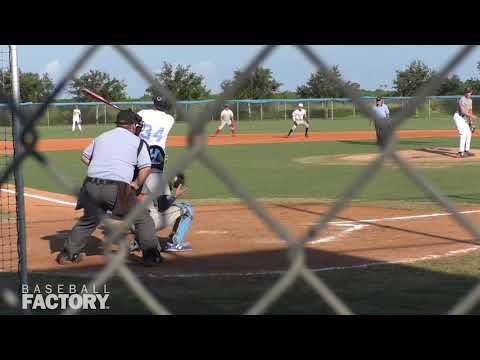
[{"left": 137, "top": 109, "right": 175, "bottom": 150}]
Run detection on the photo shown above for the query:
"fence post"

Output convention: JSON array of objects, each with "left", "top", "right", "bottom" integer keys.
[
  {"left": 331, "top": 100, "right": 334, "bottom": 120},
  {"left": 236, "top": 101, "right": 239, "bottom": 122},
  {"left": 353, "top": 102, "right": 356, "bottom": 118},
  {"left": 428, "top": 97, "right": 431, "bottom": 120},
  {"left": 9, "top": 45, "right": 28, "bottom": 313},
  {"left": 260, "top": 103, "right": 263, "bottom": 121}
]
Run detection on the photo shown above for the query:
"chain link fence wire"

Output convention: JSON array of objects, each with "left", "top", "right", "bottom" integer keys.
[
  {"left": 0, "top": 47, "right": 18, "bottom": 274},
  {"left": 1, "top": 44, "right": 480, "bottom": 314}
]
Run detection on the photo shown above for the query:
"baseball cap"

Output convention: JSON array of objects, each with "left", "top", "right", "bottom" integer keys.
[
  {"left": 298, "top": 103, "right": 304, "bottom": 107},
  {"left": 376, "top": 97, "right": 383, "bottom": 102},
  {"left": 116, "top": 109, "right": 141, "bottom": 125}
]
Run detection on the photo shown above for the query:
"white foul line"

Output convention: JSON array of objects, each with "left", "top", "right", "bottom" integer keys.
[
  {"left": 305, "top": 210, "right": 480, "bottom": 245},
  {"left": 330, "top": 209, "right": 480, "bottom": 225},
  {"left": 0, "top": 188, "right": 77, "bottom": 206},
  {"left": 309, "top": 223, "right": 368, "bottom": 244},
  {"left": 196, "top": 230, "right": 229, "bottom": 235}
]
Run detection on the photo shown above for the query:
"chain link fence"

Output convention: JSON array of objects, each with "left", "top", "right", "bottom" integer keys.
[
  {"left": 1, "top": 44, "right": 480, "bottom": 314},
  {"left": 0, "top": 47, "right": 18, "bottom": 274},
  {"left": 0, "top": 96, "right": 469, "bottom": 127}
]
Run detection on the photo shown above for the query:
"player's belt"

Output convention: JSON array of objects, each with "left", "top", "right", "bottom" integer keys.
[{"left": 86, "top": 177, "right": 124, "bottom": 185}]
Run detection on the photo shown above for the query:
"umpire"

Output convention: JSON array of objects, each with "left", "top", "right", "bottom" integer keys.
[
  {"left": 56, "top": 109, "right": 163, "bottom": 266},
  {"left": 372, "top": 96, "right": 392, "bottom": 149}
]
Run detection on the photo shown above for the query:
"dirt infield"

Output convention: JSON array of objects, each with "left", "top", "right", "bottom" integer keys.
[
  {"left": 1, "top": 185, "right": 480, "bottom": 277},
  {"left": 0, "top": 129, "right": 462, "bottom": 153},
  {"left": 2, "top": 129, "right": 480, "bottom": 276}
]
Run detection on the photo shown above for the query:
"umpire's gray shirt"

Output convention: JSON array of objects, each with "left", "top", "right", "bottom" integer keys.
[{"left": 82, "top": 127, "right": 151, "bottom": 184}]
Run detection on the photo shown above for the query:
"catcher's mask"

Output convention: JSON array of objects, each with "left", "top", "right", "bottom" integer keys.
[
  {"left": 134, "top": 119, "right": 144, "bottom": 136},
  {"left": 116, "top": 109, "right": 143, "bottom": 135}
]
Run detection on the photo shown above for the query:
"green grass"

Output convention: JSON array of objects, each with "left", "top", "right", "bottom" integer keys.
[
  {"left": 2, "top": 248, "right": 480, "bottom": 314},
  {"left": 0, "top": 113, "right": 458, "bottom": 140},
  {"left": 20, "top": 136, "right": 480, "bottom": 207}
]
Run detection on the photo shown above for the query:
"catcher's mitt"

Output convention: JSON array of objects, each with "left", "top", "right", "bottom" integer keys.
[{"left": 170, "top": 173, "right": 186, "bottom": 189}]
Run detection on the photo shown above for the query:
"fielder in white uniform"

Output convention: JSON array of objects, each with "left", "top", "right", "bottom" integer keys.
[
  {"left": 214, "top": 105, "right": 236, "bottom": 136},
  {"left": 135, "top": 96, "right": 194, "bottom": 252},
  {"left": 72, "top": 106, "right": 82, "bottom": 132},
  {"left": 453, "top": 88, "right": 478, "bottom": 157},
  {"left": 286, "top": 103, "right": 309, "bottom": 137}
]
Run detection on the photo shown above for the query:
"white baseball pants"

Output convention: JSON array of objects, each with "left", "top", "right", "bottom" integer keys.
[
  {"left": 453, "top": 113, "right": 471, "bottom": 153},
  {"left": 141, "top": 170, "right": 180, "bottom": 230},
  {"left": 218, "top": 118, "right": 233, "bottom": 130},
  {"left": 72, "top": 119, "right": 82, "bottom": 131}
]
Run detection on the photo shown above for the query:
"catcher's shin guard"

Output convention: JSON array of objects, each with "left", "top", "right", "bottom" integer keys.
[{"left": 170, "top": 203, "right": 194, "bottom": 246}]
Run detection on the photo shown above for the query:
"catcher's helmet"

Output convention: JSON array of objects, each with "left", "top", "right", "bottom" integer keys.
[
  {"left": 116, "top": 109, "right": 141, "bottom": 125},
  {"left": 153, "top": 95, "right": 171, "bottom": 111}
]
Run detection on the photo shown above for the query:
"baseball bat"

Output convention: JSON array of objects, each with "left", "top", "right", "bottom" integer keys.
[{"left": 81, "top": 87, "right": 121, "bottom": 110}]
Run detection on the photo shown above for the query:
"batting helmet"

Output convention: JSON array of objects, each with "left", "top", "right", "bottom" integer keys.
[{"left": 153, "top": 95, "right": 171, "bottom": 111}]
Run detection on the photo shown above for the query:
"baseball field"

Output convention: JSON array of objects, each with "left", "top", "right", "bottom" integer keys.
[{"left": 2, "top": 114, "right": 480, "bottom": 314}]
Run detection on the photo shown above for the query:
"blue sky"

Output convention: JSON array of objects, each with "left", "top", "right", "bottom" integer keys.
[{"left": 6, "top": 45, "right": 480, "bottom": 98}]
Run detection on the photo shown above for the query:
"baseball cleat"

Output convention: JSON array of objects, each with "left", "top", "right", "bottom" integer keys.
[
  {"left": 465, "top": 151, "right": 475, "bottom": 157},
  {"left": 458, "top": 152, "right": 465, "bottom": 158},
  {"left": 129, "top": 239, "right": 141, "bottom": 252},
  {"left": 142, "top": 249, "right": 163, "bottom": 267},
  {"left": 56, "top": 251, "right": 83, "bottom": 265},
  {"left": 163, "top": 241, "right": 193, "bottom": 252}
]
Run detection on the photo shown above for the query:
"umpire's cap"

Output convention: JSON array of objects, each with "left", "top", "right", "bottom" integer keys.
[{"left": 116, "top": 109, "right": 142, "bottom": 125}]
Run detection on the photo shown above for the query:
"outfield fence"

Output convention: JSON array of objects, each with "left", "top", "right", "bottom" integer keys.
[
  {"left": 0, "top": 95, "right": 475, "bottom": 127},
  {"left": 1, "top": 44, "right": 480, "bottom": 315}
]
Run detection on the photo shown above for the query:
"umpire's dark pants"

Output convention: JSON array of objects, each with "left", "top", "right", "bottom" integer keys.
[
  {"left": 375, "top": 120, "right": 393, "bottom": 150},
  {"left": 64, "top": 181, "right": 157, "bottom": 256}
]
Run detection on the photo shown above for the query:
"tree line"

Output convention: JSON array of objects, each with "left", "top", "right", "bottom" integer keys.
[{"left": 1, "top": 59, "right": 480, "bottom": 103}]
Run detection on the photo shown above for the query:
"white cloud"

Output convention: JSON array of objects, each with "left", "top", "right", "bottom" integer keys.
[{"left": 45, "top": 59, "right": 61, "bottom": 80}]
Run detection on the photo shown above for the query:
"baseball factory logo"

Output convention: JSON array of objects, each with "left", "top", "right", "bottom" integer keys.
[{"left": 22, "top": 284, "right": 110, "bottom": 310}]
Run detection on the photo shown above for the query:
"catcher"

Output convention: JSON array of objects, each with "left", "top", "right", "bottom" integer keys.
[
  {"left": 454, "top": 87, "right": 478, "bottom": 157},
  {"left": 129, "top": 171, "right": 195, "bottom": 253}
]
